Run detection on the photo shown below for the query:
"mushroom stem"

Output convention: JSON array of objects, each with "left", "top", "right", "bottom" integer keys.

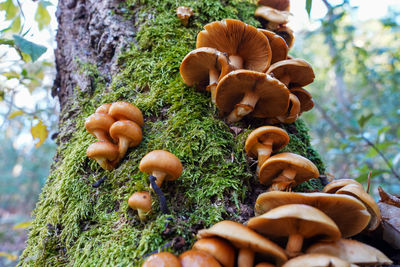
[
  {"left": 229, "top": 55, "right": 243, "bottom": 69},
  {"left": 92, "top": 130, "right": 111, "bottom": 142},
  {"left": 96, "top": 157, "right": 114, "bottom": 171},
  {"left": 254, "top": 139, "right": 273, "bottom": 173},
  {"left": 286, "top": 233, "right": 304, "bottom": 258},
  {"left": 151, "top": 170, "right": 167, "bottom": 188},
  {"left": 270, "top": 167, "right": 297, "bottom": 191},
  {"left": 137, "top": 208, "right": 148, "bottom": 221},
  {"left": 227, "top": 90, "right": 260, "bottom": 122},
  {"left": 237, "top": 247, "right": 254, "bottom": 267},
  {"left": 206, "top": 67, "right": 219, "bottom": 104},
  {"left": 149, "top": 175, "right": 169, "bottom": 214},
  {"left": 118, "top": 137, "right": 130, "bottom": 160}
]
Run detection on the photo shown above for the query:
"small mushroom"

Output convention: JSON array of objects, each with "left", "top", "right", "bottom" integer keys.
[
  {"left": 142, "top": 252, "right": 181, "bottom": 267},
  {"left": 267, "top": 58, "right": 314, "bottom": 88},
  {"left": 196, "top": 19, "right": 272, "bottom": 71},
  {"left": 192, "top": 237, "right": 235, "bottom": 267},
  {"left": 254, "top": 191, "right": 371, "bottom": 238},
  {"left": 180, "top": 47, "right": 233, "bottom": 103},
  {"left": 128, "top": 192, "right": 152, "bottom": 221},
  {"left": 197, "top": 220, "right": 287, "bottom": 267},
  {"left": 176, "top": 6, "right": 193, "bottom": 27},
  {"left": 290, "top": 87, "right": 314, "bottom": 113},
  {"left": 255, "top": 6, "right": 290, "bottom": 31},
  {"left": 282, "top": 253, "right": 352, "bottom": 267},
  {"left": 179, "top": 250, "right": 221, "bottom": 267},
  {"left": 248, "top": 204, "right": 341, "bottom": 258},
  {"left": 259, "top": 29, "right": 289, "bottom": 64},
  {"left": 95, "top": 103, "right": 111, "bottom": 114},
  {"left": 85, "top": 113, "right": 115, "bottom": 142},
  {"left": 306, "top": 239, "right": 393, "bottom": 266},
  {"left": 257, "top": 0, "right": 290, "bottom": 11},
  {"left": 322, "top": 179, "right": 362, "bottom": 194},
  {"left": 86, "top": 141, "right": 119, "bottom": 170},
  {"left": 245, "top": 126, "right": 289, "bottom": 173},
  {"left": 215, "top": 70, "right": 289, "bottom": 122},
  {"left": 108, "top": 101, "right": 144, "bottom": 127},
  {"left": 109, "top": 120, "right": 142, "bottom": 161},
  {"left": 276, "top": 93, "right": 301, "bottom": 123},
  {"left": 275, "top": 26, "right": 295, "bottom": 49},
  {"left": 258, "top": 152, "right": 320, "bottom": 191}
]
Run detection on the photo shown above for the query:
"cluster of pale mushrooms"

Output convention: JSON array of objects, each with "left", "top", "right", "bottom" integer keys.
[{"left": 85, "top": 101, "right": 144, "bottom": 170}]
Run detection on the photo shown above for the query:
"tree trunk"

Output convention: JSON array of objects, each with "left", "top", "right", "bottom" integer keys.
[{"left": 20, "top": 0, "right": 325, "bottom": 266}]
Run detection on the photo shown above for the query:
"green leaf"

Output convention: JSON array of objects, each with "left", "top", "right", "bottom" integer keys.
[
  {"left": 12, "top": 35, "right": 47, "bottom": 62},
  {"left": 357, "top": 113, "right": 373, "bottom": 128},
  {"left": 397, "top": 127, "right": 400, "bottom": 138},
  {"left": 13, "top": 221, "right": 32, "bottom": 229},
  {"left": 8, "top": 110, "right": 24, "bottom": 119},
  {"left": 356, "top": 169, "right": 389, "bottom": 183},
  {"left": 348, "top": 135, "right": 362, "bottom": 141},
  {"left": 31, "top": 120, "right": 48, "bottom": 148},
  {"left": 1, "top": 71, "right": 20, "bottom": 79},
  {"left": 0, "top": 38, "right": 14, "bottom": 46},
  {"left": 306, "top": 0, "right": 312, "bottom": 18},
  {"left": 0, "top": 0, "right": 18, "bottom": 20},
  {"left": 10, "top": 15, "right": 20, "bottom": 33},
  {"left": 377, "top": 126, "right": 391, "bottom": 137},
  {"left": 34, "top": 2, "right": 51, "bottom": 30}
]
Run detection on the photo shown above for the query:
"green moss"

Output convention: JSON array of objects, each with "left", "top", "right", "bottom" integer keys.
[{"left": 20, "top": 0, "right": 325, "bottom": 266}]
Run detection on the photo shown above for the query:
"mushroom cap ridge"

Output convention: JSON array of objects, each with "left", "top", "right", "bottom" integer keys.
[
  {"left": 255, "top": 191, "right": 371, "bottom": 238},
  {"left": 139, "top": 150, "right": 183, "bottom": 181}
]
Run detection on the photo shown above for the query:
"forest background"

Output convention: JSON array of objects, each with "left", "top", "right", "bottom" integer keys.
[{"left": 0, "top": 0, "right": 399, "bottom": 265}]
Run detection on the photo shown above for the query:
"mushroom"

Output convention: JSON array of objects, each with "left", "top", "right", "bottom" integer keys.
[
  {"left": 325, "top": 183, "right": 381, "bottom": 231},
  {"left": 306, "top": 239, "right": 393, "bottom": 266},
  {"left": 276, "top": 93, "right": 301, "bottom": 123},
  {"left": 109, "top": 120, "right": 142, "bottom": 161},
  {"left": 258, "top": 152, "right": 320, "bottom": 191},
  {"left": 192, "top": 237, "right": 235, "bottom": 267},
  {"left": 85, "top": 113, "right": 115, "bottom": 142},
  {"left": 108, "top": 101, "right": 144, "bottom": 127},
  {"left": 254, "top": 191, "right": 371, "bottom": 238},
  {"left": 322, "top": 179, "right": 362, "bottom": 194},
  {"left": 176, "top": 6, "right": 193, "bottom": 27},
  {"left": 143, "top": 252, "right": 181, "bottom": 267},
  {"left": 215, "top": 70, "right": 289, "bottom": 122},
  {"left": 255, "top": 6, "right": 290, "bottom": 31},
  {"left": 245, "top": 126, "right": 289, "bottom": 173},
  {"left": 282, "top": 253, "right": 352, "bottom": 267},
  {"left": 180, "top": 47, "right": 233, "bottom": 103},
  {"left": 290, "top": 87, "right": 314, "bottom": 113},
  {"left": 259, "top": 29, "right": 288, "bottom": 64},
  {"left": 257, "top": 0, "right": 290, "bottom": 11},
  {"left": 95, "top": 103, "right": 111, "bottom": 114},
  {"left": 196, "top": 19, "right": 272, "bottom": 71},
  {"left": 267, "top": 58, "right": 314, "bottom": 88},
  {"left": 248, "top": 204, "right": 341, "bottom": 258},
  {"left": 197, "top": 220, "right": 287, "bottom": 267},
  {"left": 275, "top": 26, "right": 295, "bottom": 49},
  {"left": 86, "top": 141, "right": 119, "bottom": 170},
  {"left": 179, "top": 250, "right": 221, "bottom": 267},
  {"left": 128, "top": 191, "right": 152, "bottom": 221}
]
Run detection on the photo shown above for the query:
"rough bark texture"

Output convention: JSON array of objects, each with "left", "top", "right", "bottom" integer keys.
[{"left": 20, "top": 0, "right": 325, "bottom": 266}]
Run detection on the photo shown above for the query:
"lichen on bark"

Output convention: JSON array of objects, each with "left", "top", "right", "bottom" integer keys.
[{"left": 20, "top": 0, "right": 325, "bottom": 266}]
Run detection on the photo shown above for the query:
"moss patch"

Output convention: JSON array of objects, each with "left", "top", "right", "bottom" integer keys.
[{"left": 20, "top": 0, "right": 324, "bottom": 266}]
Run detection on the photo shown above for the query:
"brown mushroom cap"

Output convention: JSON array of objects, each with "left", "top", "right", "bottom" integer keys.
[
  {"left": 86, "top": 141, "right": 119, "bottom": 170},
  {"left": 259, "top": 29, "right": 288, "bottom": 64},
  {"left": 254, "top": 191, "right": 371, "bottom": 238},
  {"left": 196, "top": 19, "right": 272, "bottom": 72},
  {"left": 255, "top": 6, "right": 290, "bottom": 25},
  {"left": 192, "top": 237, "right": 235, "bottom": 267},
  {"left": 306, "top": 239, "right": 393, "bottom": 266},
  {"left": 282, "top": 253, "right": 352, "bottom": 267},
  {"left": 128, "top": 191, "right": 152, "bottom": 221},
  {"left": 85, "top": 113, "right": 115, "bottom": 142},
  {"left": 143, "top": 252, "right": 181, "bottom": 267},
  {"left": 108, "top": 101, "right": 144, "bottom": 127},
  {"left": 215, "top": 70, "right": 289, "bottom": 122},
  {"left": 109, "top": 120, "right": 142, "bottom": 160},
  {"left": 176, "top": 6, "right": 193, "bottom": 26},
  {"left": 322, "top": 179, "right": 362, "bottom": 194},
  {"left": 197, "top": 220, "right": 287, "bottom": 265},
  {"left": 139, "top": 150, "right": 183, "bottom": 187},
  {"left": 276, "top": 93, "right": 301, "bottom": 123},
  {"left": 290, "top": 87, "right": 314, "bottom": 112},
  {"left": 95, "top": 103, "right": 112, "bottom": 114},
  {"left": 248, "top": 204, "right": 341, "bottom": 256},
  {"left": 258, "top": 152, "right": 319, "bottom": 189},
  {"left": 267, "top": 59, "right": 314, "bottom": 88},
  {"left": 275, "top": 26, "right": 295, "bottom": 49},
  {"left": 179, "top": 250, "right": 221, "bottom": 267},
  {"left": 257, "top": 0, "right": 290, "bottom": 11}
]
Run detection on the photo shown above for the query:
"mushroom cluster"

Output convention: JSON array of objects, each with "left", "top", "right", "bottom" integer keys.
[
  {"left": 180, "top": 18, "right": 315, "bottom": 124},
  {"left": 85, "top": 101, "right": 144, "bottom": 170}
]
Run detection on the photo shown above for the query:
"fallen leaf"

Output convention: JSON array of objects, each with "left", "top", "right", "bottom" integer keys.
[
  {"left": 378, "top": 187, "right": 400, "bottom": 249},
  {"left": 379, "top": 186, "right": 400, "bottom": 208},
  {"left": 31, "top": 120, "right": 48, "bottom": 148}
]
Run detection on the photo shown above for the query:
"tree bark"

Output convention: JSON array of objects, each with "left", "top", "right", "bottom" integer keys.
[{"left": 20, "top": 0, "right": 325, "bottom": 266}]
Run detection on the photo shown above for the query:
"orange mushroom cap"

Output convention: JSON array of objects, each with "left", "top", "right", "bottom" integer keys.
[
  {"left": 86, "top": 141, "right": 119, "bottom": 170},
  {"left": 192, "top": 237, "right": 235, "bottom": 267},
  {"left": 275, "top": 26, "right": 295, "bottom": 49},
  {"left": 267, "top": 58, "right": 314, "bottom": 88},
  {"left": 257, "top": 0, "right": 290, "bottom": 11},
  {"left": 143, "top": 252, "right": 181, "bottom": 267},
  {"left": 95, "top": 103, "right": 112, "bottom": 114},
  {"left": 176, "top": 6, "right": 193, "bottom": 27},
  {"left": 259, "top": 29, "right": 288, "bottom": 64},
  {"left": 128, "top": 191, "right": 152, "bottom": 221},
  {"left": 85, "top": 113, "right": 115, "bottom": 142},
  {"left": 108, "top": 101, "right": 144, "bottom": 126},
  {"left": 290, "top": 87, "right": 314, "bottom": 113},
  {"left": 255, "top": 6, "right": 290, "bottom": 27},
  {"left": 179, "top": 250, "right": 221, "bottom": 267}
]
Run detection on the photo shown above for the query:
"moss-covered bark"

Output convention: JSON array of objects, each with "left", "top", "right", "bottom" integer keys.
[{"left": 20, "top": 0, "right": 325, "bottom": 266}]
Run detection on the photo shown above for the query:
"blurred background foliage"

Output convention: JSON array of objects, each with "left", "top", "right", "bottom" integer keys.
[{"left": 0, "top": 0, "right": 399, "bottom": 265}]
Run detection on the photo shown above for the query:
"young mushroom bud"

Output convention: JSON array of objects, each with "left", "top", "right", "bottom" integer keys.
[
  {"left": 176, "top": 6, "right": 193, "bottom": 27},
  {"left": 86, "top": 141, "right": 119, "bottom": 170},
  {"left": 128, "top": 192, "right": 152, "bottom": 221}
]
